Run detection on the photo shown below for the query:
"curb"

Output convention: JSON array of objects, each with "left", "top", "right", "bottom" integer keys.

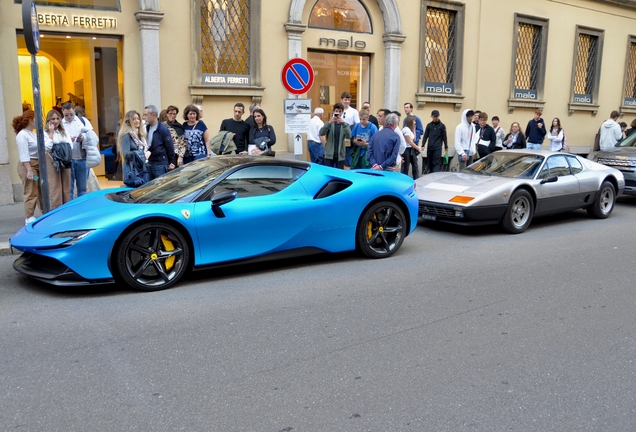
[{"left": 0, "top": 242, "right": 16, "bottom": 257}]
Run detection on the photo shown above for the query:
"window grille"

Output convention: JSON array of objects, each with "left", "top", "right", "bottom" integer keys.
[
  {"left": 574, "top": 33, "right": 598, "bottom": 95},
  {"left": 424, "top": 7, "right": 456, "bottom": 83},
  {"left": 514, "top": 23, "right": 541, "bottom": 90},
  {"left": 200, "top": 0, "right": 250, "bottom": 75},
  {"left": 625, "top": 42, "right": 636, "bottom": 98}
]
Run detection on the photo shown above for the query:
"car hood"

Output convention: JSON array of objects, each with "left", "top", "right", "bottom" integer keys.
[
  {"left": 594, "top": 147, "right": 636, "bottom": 158},
  {"left": 416, "top": 172, "right": 521, "bottom": 204},
  {"left": 18, "top": 189, "right": 190, "bottom": 236}
]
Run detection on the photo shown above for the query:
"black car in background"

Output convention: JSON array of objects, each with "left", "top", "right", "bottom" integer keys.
[{"left": 592, "top": 133, "right": 636, "bottom": 196}]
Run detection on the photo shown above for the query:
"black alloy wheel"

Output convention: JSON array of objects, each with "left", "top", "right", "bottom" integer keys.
[
  {"left": 115, "top": 222, "right": 190, "bottom": 291},
  {"left": 357, "top": 201, "right": 407, "bottom": 258}
]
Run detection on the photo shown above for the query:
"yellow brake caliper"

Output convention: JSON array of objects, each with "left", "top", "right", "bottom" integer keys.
[
  {"left": 367, "top": 214, "right": 377, "bottom": 240},
  {"left": 160, "top": 234, "right": 175, "bottom": 270}
]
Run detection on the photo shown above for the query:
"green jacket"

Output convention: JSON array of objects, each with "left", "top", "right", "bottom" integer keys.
[{"left": 319, "top": 121, "right": 351, "bottom": 162}]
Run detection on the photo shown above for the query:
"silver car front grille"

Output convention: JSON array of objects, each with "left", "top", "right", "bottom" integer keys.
[{"left": 596, "top": 157, "right": 636, "bottom": 167}]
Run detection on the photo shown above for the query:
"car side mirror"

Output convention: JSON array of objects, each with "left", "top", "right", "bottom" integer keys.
[
  {"left": 540, "top": 175, "right": 558, "bottom": 185},
  {"left": 210, "top": 190, "right": 238, "bottom": 218}
]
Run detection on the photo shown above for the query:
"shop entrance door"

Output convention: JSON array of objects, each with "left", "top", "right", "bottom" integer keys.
[
  {"left": 17, "top": 32, "right": 124, "bottom": 149},
  {"left": 307, "top": 50, "right": 370, "bottom": 117}
]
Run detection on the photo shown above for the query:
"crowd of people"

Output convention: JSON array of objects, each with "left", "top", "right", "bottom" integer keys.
[
  {"left": 113, "top": 102, "right": 279, "bottom": 189},
  {"left": 12, "top": 93, "right": 633, "bottom": 226},
  {"left": 12, "top": 102, "right": 99, "bottom": 225},
  {"left": 311, "top": 97, "right": 633, "bottom": 177}
]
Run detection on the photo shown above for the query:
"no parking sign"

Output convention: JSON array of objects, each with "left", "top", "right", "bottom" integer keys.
[{"left": 281, "top": 58, "right": 314, "bottom": 95}]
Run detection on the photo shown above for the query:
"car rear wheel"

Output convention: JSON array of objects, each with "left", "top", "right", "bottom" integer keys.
[
  {"left": 587, "top": 180, "right": 615, "bottom": 219},
  {"left": 115, "top": 222, "right": 190, "bottom": 291},
  {"left": 501, "top": 190, "right": 533, "bottom": 234},
  {"left": 357, "top": 201, "right": 406, "bottom": 258}
]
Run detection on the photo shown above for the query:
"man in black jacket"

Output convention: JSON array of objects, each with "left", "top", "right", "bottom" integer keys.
[
  {"left": 421, "top": 110, "right": 448, "bottom": 173},
  {"left": 220, "top": 103, "right": 251, "bottom": 154},
  {"left": 475, "top": 112, "right": 497, "bottom": 157},
  {"left": 144, "top": 105, "right": 175, "bottom": 181}
]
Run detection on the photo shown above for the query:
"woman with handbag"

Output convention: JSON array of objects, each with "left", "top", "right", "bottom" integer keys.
[
  {"left": 13, "top": 110, "right": 42, "bottom": 224},
  {"left": 248, "top": 108, "right": 276, "bottom": 156},
  {"left": 117, "top": 110, "right": 148, "bottom": 188},
  {"left": 44, "top": 109, "right": 72, "bottom": 210}
]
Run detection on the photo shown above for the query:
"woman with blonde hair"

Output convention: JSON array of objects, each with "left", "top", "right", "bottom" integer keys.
[
  {"left": 43, "top": 109, "right": 72, "bottom": 210},
  {"left": 117, "top": 110, "right": 148, "bottom": 188},
  {"left": 13, "top": 110, "right": 42, "bottom": 224}
]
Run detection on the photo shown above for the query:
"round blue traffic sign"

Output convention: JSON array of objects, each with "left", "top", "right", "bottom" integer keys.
[{"left": 281, "top": 58, "right": 314, "bottom": 95}]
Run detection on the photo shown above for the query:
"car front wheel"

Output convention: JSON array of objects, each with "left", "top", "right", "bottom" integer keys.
[
  {"left": 115, "top": 222, "right": 190, "bottom": 291},
  {"left": 501, "top": 189, "right": 534, "bottom": 234},
  {"left": 587, "top": 180, "right": 615, "bottom": 219},
  {"left": 357, "top": 201, "right": 407, "bottom": 258}
]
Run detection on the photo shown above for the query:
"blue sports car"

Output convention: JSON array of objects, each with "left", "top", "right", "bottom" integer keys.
[{"left": 11, "top": 156, "right": 418, "bottom": 291}]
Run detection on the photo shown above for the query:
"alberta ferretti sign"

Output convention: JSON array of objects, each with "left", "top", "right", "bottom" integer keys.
[
  {"left": 38, "top": 13, "right": 117, "bottom": 29},
  {"left": 202, "top": 74, "right": 251, "bottom": 86}
]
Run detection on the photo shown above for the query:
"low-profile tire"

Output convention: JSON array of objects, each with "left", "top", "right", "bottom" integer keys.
[
  {"left": 501, "top": 189, "right": 534, "bottom": 234},
  {"left": 115, "top": 222, "right": 190, "bottom": 291},
  {"left": 357, "top": 201, "right": 407, "bottom": 258},
  {"left": 587, "top": 180, "right": 615, "bottom": 219}
]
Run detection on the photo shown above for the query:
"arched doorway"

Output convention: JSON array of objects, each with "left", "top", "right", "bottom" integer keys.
[{"left": 285, "top": 0, "right": 405, "bottom": 110}]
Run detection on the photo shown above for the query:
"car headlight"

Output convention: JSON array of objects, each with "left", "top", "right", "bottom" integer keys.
[{"left": 50, "top": 230, "right": 93, "bottom": 246}]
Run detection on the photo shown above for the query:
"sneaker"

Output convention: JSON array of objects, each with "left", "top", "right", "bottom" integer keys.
[{"left": 25, "top": 216, "right": 36, "bottom": 225}]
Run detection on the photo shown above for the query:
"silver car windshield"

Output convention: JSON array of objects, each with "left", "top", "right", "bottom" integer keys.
[
  {"left": 128, "top": 158, "right": 243, "bottom": 203},
  {"left": 465, "top": 153, "right": 545, "bottom": 179}
]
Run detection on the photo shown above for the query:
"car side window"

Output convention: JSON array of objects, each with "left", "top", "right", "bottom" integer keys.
[
  {"left": 565, "top": 155, "right": 583, "bottom": 174},
  {"left": 538, "top": 155, "right": 571, "bottom": 178},
  {"left": 212, "top": 165, "right": 305, "bottom": 198}
]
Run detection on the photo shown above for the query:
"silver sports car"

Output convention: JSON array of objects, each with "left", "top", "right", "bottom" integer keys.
[{"left": 415, "top": 150, "right": 625, "bottom": 233}]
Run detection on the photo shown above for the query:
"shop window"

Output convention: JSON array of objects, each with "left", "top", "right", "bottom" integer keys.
[
  {"left": 306, "top": 51, "right": 370, "bottom": 116},
  {"left": 508, "top": 14, "right": 549, "bottom": 112},
  {"left": 14, "top": 0, "right": 120, "bottom": 11},
  {"left": 309, "top": 0, "right": 372, "bottom": 33},
  {"left": 621, "top": 36, "right": 636, "bottom": 114},
  {"left": 16, "top": 32, "right": 124, "bottom": 151},
  {"left": 416, "top": 1, "right": 465, "bottom": 111},
  {"left": 569, "top": 26, "right": 603, "bottom": 116}
]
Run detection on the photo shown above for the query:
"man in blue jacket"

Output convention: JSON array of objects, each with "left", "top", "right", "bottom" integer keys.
[
  {"left": 143, "top": 105, "right": 175, "bottom": 180},
  {"left": 368, "top": 113, "right": 401, "bottom": 170}
]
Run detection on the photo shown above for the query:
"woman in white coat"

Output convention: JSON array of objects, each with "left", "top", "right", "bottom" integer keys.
[{"left": 547, "top": 117, "right": 564, "bottom": 152}]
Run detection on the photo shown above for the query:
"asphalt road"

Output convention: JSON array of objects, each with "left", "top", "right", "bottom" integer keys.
[{"left": 2, "top": 197, "right": 636, "bottom": 431}]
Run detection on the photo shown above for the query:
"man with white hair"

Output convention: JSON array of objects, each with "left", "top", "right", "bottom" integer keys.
[
  {"left": 307, "top": 107, "right": 325, "bottom": 164},
  {"left": 368, "top": 113, "right": 401, "bottom": 170}
]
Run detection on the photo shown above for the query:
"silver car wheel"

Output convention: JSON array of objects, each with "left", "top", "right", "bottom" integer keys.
[
  {"left": 511, "top": 195, "right": 531, "bottom": 228},
  {"left": 599, "top": 185, "right": 614, "bottom": 215}
]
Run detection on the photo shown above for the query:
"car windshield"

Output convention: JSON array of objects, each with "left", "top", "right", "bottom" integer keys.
[
  {"left": 617, "top": 132, "right": 636, "bottom": 147},
  {"left": 127, "top": 157, "right": 245, "bottom": 204},
  {"left": 464, "top": 153, "right": 545, "bottom": 178}
]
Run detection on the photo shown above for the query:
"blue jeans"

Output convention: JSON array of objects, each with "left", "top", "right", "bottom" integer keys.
[
  {"left": 147, "top": 162, "right": 168, "bottom": 181},
  {"left": 182, "top": 153, "right": 207, "bottom": 165},
  {"left": 345, "top": 146, "right": 352, "bottom": 167},
  {"left": 459, "top": 154, "right": 473, "bottom": 170},
  {"left": 307, "top": 141, "right": 324, "bottom": 164},
  {"left": 70, "top": 158, "right": 87, "bottom": 198},
  {"left": 526, "top": 142, "right": 542, "bottom": 150}
]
